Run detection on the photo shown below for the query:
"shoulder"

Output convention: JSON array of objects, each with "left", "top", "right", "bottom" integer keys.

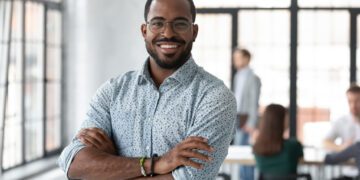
[
  {"left": 284, "top": 138, "right": 303, "bottom": 148},
  {"left": 95, "top": 71, "right": 138, "bottom": 99},
  {"left": 332, "top": 114, "right": 352, "bottom": 125},
  {"left": 195, "top": 67, "right": 235, "bottom": 103}
]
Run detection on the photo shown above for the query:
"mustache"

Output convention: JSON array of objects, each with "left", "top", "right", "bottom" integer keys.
[{"left": 155, "top": 37, "right": 185, "bottom": 44}]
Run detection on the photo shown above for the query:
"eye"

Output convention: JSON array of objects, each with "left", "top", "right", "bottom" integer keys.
[
  {"left": 150, "top": 20, "right": 164, "bottom": 29},
  {"left": 174, "top": 20, "right": 190, "bottom": 30}
]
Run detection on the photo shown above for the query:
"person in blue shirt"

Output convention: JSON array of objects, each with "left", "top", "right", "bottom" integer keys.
[{"left": 57, "top": 0, "right": 237, "bottom": 179}]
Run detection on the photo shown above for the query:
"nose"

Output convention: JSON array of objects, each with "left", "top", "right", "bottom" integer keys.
[{"left": 161, "top": 22, "right": 176, "bottom": 37}]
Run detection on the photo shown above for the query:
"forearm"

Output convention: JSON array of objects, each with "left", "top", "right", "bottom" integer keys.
[
  {"left": 323, "top": 140, "right": 342, "bottom": 152},
  {"left": 68, "top": 147, "right": 144, "bottom": 179}
]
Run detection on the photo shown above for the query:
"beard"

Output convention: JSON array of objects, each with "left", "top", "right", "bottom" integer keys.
[{"left": 145, "top": 37, "right": 193, "bottom": 70}]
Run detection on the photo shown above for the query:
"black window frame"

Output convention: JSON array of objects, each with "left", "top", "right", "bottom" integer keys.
[{"left": 0, "top": 0, "right": 63, "bottom": 172}]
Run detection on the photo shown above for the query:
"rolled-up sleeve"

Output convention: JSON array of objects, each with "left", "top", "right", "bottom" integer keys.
[
  {"left": 57, "top": 80, "right": 114, "bottom": 175},
  {"left": 172, "top": 85, "right": 237, "bottom": 180}
]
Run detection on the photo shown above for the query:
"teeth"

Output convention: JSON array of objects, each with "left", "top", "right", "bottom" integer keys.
[{"left": 160, "top": 44, "right": 178, "bottom": 49}]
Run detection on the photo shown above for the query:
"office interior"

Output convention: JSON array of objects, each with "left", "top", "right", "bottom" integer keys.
[{"left": 1, "top": 0, "right": 360, "bottom": 179}]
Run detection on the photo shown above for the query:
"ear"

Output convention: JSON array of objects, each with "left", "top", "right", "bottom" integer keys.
[
  {"left": 141, "top": 24, "right": 147, "bottom": 38},
  {"left": 192, "top": 24, "right": 198, "bottom": 42}
]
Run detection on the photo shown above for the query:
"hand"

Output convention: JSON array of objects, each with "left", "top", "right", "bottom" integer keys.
[
  {"left": 77, "top": 127, "right": 117, "bottom": 155},
  {"left": 339, "top": 140, "right": 354, "bottom": 151},
  {"left": 154, "top": 136, "right": 214, "bottom": 175}
]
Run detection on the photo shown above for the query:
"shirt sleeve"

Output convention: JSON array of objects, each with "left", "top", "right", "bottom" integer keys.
[
  {"left": 245, "top": 75, "right": 261, "bottom": 128},
  {"left": 172, "top": 85, "right": 237, "bottom": 180},
  {"left": 57, "top": 80, "right": 114, "bottom": 176},
  {"left": 324, "top": 119, "right": 339, "bottom": 141},
  {"left": 325, "top": 142, "right": 360, "bottom": 165}
]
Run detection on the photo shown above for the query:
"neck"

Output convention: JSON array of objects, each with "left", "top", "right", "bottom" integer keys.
[{"left": 148, "top": 59, "right": 176, "bottom": 88}]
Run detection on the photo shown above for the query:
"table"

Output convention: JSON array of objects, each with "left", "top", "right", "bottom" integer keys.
[{"left": 222, "top": 145, "right": 356, "bottom": 179}]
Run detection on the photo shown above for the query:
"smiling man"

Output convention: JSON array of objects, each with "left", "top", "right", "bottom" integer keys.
[{"left": 58, "top": 0, "right": 236, "bottom": 179}]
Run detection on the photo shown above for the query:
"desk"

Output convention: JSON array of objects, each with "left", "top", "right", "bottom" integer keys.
[
  {"left": 225, "top": 145, "right": 354, "bottom": 166},
  {"left": 222, "top": 145, "right": 356, "bottom": 179}
]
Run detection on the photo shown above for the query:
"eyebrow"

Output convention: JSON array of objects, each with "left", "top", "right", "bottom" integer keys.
[{"left": 149, "top": 16, "right": 191, "bottom": 22}]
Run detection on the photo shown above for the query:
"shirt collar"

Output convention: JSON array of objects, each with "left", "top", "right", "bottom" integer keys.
[
  {"left": 167, "top": 56, "right": 198, "bottom": 85},
  {"left": 137, "top": 56, "right": 198, "bottom": 86}
]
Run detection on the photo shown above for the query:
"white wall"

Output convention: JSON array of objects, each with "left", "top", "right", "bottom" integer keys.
[{"left": 63, "top": 0, "right": 147, "bottom": 142}]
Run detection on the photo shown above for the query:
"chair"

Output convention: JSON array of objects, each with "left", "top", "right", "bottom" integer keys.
[{"left": 259, "top": 173, "right": 312, "bottom": 180}]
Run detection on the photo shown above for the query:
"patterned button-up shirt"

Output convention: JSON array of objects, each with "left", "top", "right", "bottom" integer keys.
[{"left": 58, "top": 57, "right": 236, "bottom": 179}]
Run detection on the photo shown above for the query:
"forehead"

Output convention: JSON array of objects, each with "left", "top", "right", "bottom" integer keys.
[
  {"left": 347, "top": 92, "right": 360, "bottom": 99},
  {"left": 148, "top": 0, "right": 192, "bottom": 21}
]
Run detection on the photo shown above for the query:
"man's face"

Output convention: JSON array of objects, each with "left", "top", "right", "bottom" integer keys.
[
  {"left": 347, "top": 92, "right": 360, "bottom": 117},
  {"left": 141, "top": 0, "right": 198, "bottom": 70},
  {"left": 233, "top": 51, "right": 250, "bottom": 70}
]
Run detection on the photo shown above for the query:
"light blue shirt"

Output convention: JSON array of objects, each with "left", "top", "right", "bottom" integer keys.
[{"left": 58, "top": 57, "right": 236, "bottom": 179}]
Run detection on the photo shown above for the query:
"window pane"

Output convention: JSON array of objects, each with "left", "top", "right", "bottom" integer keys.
[
  {"left": 25, "top": 43, "right": 44, "bottom": 81},
  {"left": 46, "top": 117, "right": 61, "bottom": 152},
  {"left": 47, "top": 47, "right": 61, "bottom": 80},
  {"left": 26, "top": 43, "right": 44, "bottom": 82},
  {"left": 25, "top": 118, "right": 44, "bottom": 161},
  {"left": 9, "top": 42, "right": 23, "bottom": 83},
  {"left": 192, "top": 14, "right": 232, "bottom": 87},
  {"left": 5, "top": 83, "right": 21, "bottom": 131},
  {"left": 299, "top": 0, "right": 360, "bottom": 7},
  {"left": 11, "top": 1, "right": 23, "bottom": 40},
  {"left": 298, "top": 10, "right": 349, "bottom": 145},
  {"left": 195, "top": 0, "right": 290, "bottom": 8},
  {"left": 46, "top": 83, "right": 60, "bottom": 118},
  {"left": 25, "top": 2, "right": 44, "bottom": 42},
  {"left": 3, "top": 83, "right": 22, "bottom": 169},
  {"left": 238, "top": 10, "right": 290, "bottom": 108},
  {"left": 25, "top": 82, "right": 43, "bottom": 119},
  {"left": 3, "top": 116, "right": 22, "bottom": 169},
  {"left": 0, "top": 44, "right": 9, "bottom": 85},
  {"left": 47, "top": 10, "right": 62, "bottom": 46},
  {"left": 0, "top": 0, "right": 11, "bottom": 42}
]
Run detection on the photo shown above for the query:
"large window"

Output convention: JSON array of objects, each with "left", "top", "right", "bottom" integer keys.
[
  {"left": 0, "top": 0, "right": 62, "bottom": 171},
  {"left": 196, "top": 0, "right": 360, "bottom": 144},
  {"left": 238, "top": 10, "right": 290, "bottom": 108},
  {"left": 192, "top": 14, "right": 232, "bottom": 87},
  {"left": 298, "top": 10, "right": 350, "bottom": 143}
]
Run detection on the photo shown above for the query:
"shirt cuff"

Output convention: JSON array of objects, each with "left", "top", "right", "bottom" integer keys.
[{"left": 57, "top": 140, "right": 86, "bottom": 178}]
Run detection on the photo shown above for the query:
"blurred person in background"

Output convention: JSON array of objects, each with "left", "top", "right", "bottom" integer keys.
[
  {"left": 253, "top": 104, "right": 304, "bottom": 178},
  {"left": 232, "top": 48, "right": 261, "bottom": 180},
  {"left": 323, "top": 84, "right": 360, "bottom": 152}
]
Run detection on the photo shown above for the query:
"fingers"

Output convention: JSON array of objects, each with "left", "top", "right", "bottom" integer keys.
[
  {"left": 78, "top": 132, "right": 102, "bottom": 149},
  {"left": 179, "top": 157, "right": 204, "bottom": 170},
  {"left": 181, "top": 137, "right": 215, "bottom": 153},
  {"left": 180, "top": 149, "right": 213, "bottom": 162},
  {"left": 77, "top": 128, "right": 109, "bottom": 148}
]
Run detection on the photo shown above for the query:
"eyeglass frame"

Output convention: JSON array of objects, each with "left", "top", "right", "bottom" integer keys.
[{"left": 145, "top": 18, "right": 195, "bottom": 34}]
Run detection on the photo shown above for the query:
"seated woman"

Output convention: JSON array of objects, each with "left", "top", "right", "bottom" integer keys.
[{"left": 253, "top": 104, "right": 304, "bottom": 178}]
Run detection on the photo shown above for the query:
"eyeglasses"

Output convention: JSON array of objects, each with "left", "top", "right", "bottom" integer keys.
[{"left": 146, "top": 19, "right": 193, "bottom": 34}]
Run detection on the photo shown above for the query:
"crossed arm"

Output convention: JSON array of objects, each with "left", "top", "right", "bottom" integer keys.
[{"left": 67, "top": 128, "right": 214, "bottom": 180}]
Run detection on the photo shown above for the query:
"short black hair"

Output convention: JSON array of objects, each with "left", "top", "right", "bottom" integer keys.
[{"left": 144, "top": 0, "right": 196, "bottom": 22}]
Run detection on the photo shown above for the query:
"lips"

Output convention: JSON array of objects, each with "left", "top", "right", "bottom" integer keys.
[{"left": 156, "top": 42, "right": 181, "bottom": 54}]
